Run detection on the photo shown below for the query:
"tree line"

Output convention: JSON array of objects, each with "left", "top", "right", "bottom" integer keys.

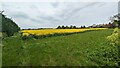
[
  {"left": 90, "top": 14, "right": 120, "bottom": 28},
  {"left": 57, "top": 25, "right": 87, "bottom": 29},
  {"left": 56, "top": 22, "right": 117, "bottom": 29},
  {"left": 56, "top": 14, "right": 120, "bottom": 29}
]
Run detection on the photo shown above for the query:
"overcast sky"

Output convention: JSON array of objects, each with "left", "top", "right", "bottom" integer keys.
[{"left": 0, "top": 0, "right": 119, "bottom": 29}]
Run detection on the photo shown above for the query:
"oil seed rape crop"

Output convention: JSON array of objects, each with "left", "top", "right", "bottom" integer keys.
[{"left": 21, "top": 28, "right": 107, "bottom": 36}]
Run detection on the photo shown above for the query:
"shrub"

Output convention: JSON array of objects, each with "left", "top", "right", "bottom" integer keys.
[
  {"left": 106, "top": 28, "right": 119, "bottom": 45},
  {"left": 21, "top": 34, "right": 33, "bottom": 40},
  {"left": 113, "top": 28, "right": 119, "bottom": 33},
  {"left": 87, "top": 28, "right": 119, "bottom": 66},
  {"left": 87, "top": 44, "right": 119, "bottom": 66},
  {"left": 1, "top": 13, "right": 20, "bottom": 37}
]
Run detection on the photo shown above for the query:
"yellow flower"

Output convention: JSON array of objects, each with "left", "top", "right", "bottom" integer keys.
[
  {"left": 22, "top": 33, "right": 29, "bottom": 36},
  {"left": 21, "top": 28, "right": 107, "bottom": 36}
]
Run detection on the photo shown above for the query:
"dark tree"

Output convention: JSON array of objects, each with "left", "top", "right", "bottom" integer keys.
[
  {"left": 73, "top": 26, "right": 76, "bottom": 29},
  {"left": 110, "top": 14, "right": 120, "bottom": 28},
  {"left": 70, "top": 25, "right": 73, "bottom": 29},
  {"left": 83, "top": 25, "right": 86, "bottom": 28},
  {"left": 80, "top": 26, "right": 83, "bottom": 28},
  {"left": 65, "top": 26, "right": 69, "bottom": 29},
  {"left": 61, "top": 25, "right": 65, "bottom": 29},
  {"left": 57, "top": 26, "right": 61, "bottom": 29},
  {"left": 0, "top": 12, "right": 20, "bottom": 37}
]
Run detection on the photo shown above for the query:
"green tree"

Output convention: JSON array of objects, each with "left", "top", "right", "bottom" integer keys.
[
  {"left": 57, "top": 26, "right": 61, "bottom": 29},
  {"left": 73, "top": 26, "right": 76, "bottom": 29},
  {"left": 0, "top": 12, "right": 20, "bottom": 37},
  {"left": 70, "top": 25, "right": 73, "bottom": 29},
  {"left": 65, "top": 26, "right": 69, "bottom": 29},
  {"left": 61, "top": 25, "right": 65, "bottom": 29},
  {"left": 110, "top": 14, "right": 120, "bottom": 28}
]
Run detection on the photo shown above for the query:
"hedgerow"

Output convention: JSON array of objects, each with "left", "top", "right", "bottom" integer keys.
[{"left": 87, "top": 28, "right": 119, "bottom": 66}]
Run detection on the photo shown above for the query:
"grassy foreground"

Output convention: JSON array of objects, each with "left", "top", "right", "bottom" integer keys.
[{"left": 2, "top": 29, "right": 116, "bottom": 66}]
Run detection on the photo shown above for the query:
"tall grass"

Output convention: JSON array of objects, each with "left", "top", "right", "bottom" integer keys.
[{"left": 2, "top": 29, "right": 117, "bottom": 66}]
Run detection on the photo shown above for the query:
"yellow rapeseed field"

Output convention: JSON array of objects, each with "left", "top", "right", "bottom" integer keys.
[{"left": 21, "top": 28, "right": 108, "bottom": 36}]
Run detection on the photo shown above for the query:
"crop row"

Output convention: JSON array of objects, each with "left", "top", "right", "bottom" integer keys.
[
  {"left": 21, "top": 28, "right": 107, "bottom": 36},
  {"left": 20, "top": 28, "right": 107, "bottom": 40}
]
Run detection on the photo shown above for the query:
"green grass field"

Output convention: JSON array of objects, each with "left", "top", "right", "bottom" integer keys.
[{"left": 2, "top": 29, "right": 118, "bottom": 66}]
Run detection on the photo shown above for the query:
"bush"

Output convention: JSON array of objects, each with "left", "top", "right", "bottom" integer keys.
[
  {"left": 87, "top": 44, "right": 119, "bottom": 66},
  {"left": 1, "top": 13, "right": 20, "bottom": 37},
  {"left": 21, "top": 34, "right": 33, "bottom": 40},
  {"left": 106, "top": 28, "right": 119, "bottom": 45},
  {"left": 87, "top": 28, "right": 119, "bottom": 66}
]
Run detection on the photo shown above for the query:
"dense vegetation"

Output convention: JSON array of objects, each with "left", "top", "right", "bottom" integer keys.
[
  {"left": 87, "top": 28, "right": 119, "bottom": 66},
  {"left": 57, "top": 25, "right": 79, "bottom": 29},
  {"left": 0, "top": 12, "right": 20, "bottom": 37},
  {"left": 111, "top": 14, "right": 120, "bottom": 28},
  {"left": 2, "top": 29, "right": 119, "bottom": 66}
]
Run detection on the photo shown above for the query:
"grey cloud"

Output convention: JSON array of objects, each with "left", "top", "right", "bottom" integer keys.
[
  {"left": 51, "top": 2, "right": 59, "bottom": 8},
  {"left": 64, "top": 2, "right": 99, "bottom": 17},
  {"left": 12, "top": 12, "right": 29, "bottom": 18},
  {"left": 29, "top": 4, "right": 38, "bottom": 9},
  {"left": 38, "top": 15, "right": 60, "bottom": 22},
  {"left": 2, "top": 2, "right": 117, "bottom": 29},
  {"left": 28, "top": 18, "right": 42, "bottom": 23},
  {"left": 2, "top": 3, "right": 9, "bottom": 7},
  {"left": 118, "top": 1, "right": 120, "bottom": 13},
  {"left": 11, "top": 11, "right": 60, "bottom": 24},
  {"left": 56, "top": 2, "right": 100, "bottom": 20},
  {"left": 12, "top": 12, "right": 44, "bottom": 23},
  {"left": 96, "top": 3, "right": 106, "bottom": 7}
]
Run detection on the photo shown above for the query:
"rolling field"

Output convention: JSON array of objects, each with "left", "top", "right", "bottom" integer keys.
[{"left": 2, "top": 29, "right": 118, "bottom": 66}]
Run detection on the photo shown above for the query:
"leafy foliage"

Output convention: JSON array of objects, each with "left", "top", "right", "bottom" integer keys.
[
  {"left": 57, "top": 25, "right": 79, "bottom": 29},
  {"left": 106, "top": 28, "right": 119, "bottom": 45},
  {"left": 110, "top": 14, "right": 120, "bottom": 28},
  {"left": 0, "top": 13, "right": 20, "bottom": 37},
  {"left": 87, "top": 28, "right": 119, "bottom": 66}
]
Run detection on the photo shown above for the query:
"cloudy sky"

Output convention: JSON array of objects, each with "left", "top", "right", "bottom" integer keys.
[{"left": 0, "top": 0, "right": 119, "bottom": 29}]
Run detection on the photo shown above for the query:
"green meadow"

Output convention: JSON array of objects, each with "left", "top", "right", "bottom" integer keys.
[{"left": 2, "top": 29, "right": 119, "bottom": 66}]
